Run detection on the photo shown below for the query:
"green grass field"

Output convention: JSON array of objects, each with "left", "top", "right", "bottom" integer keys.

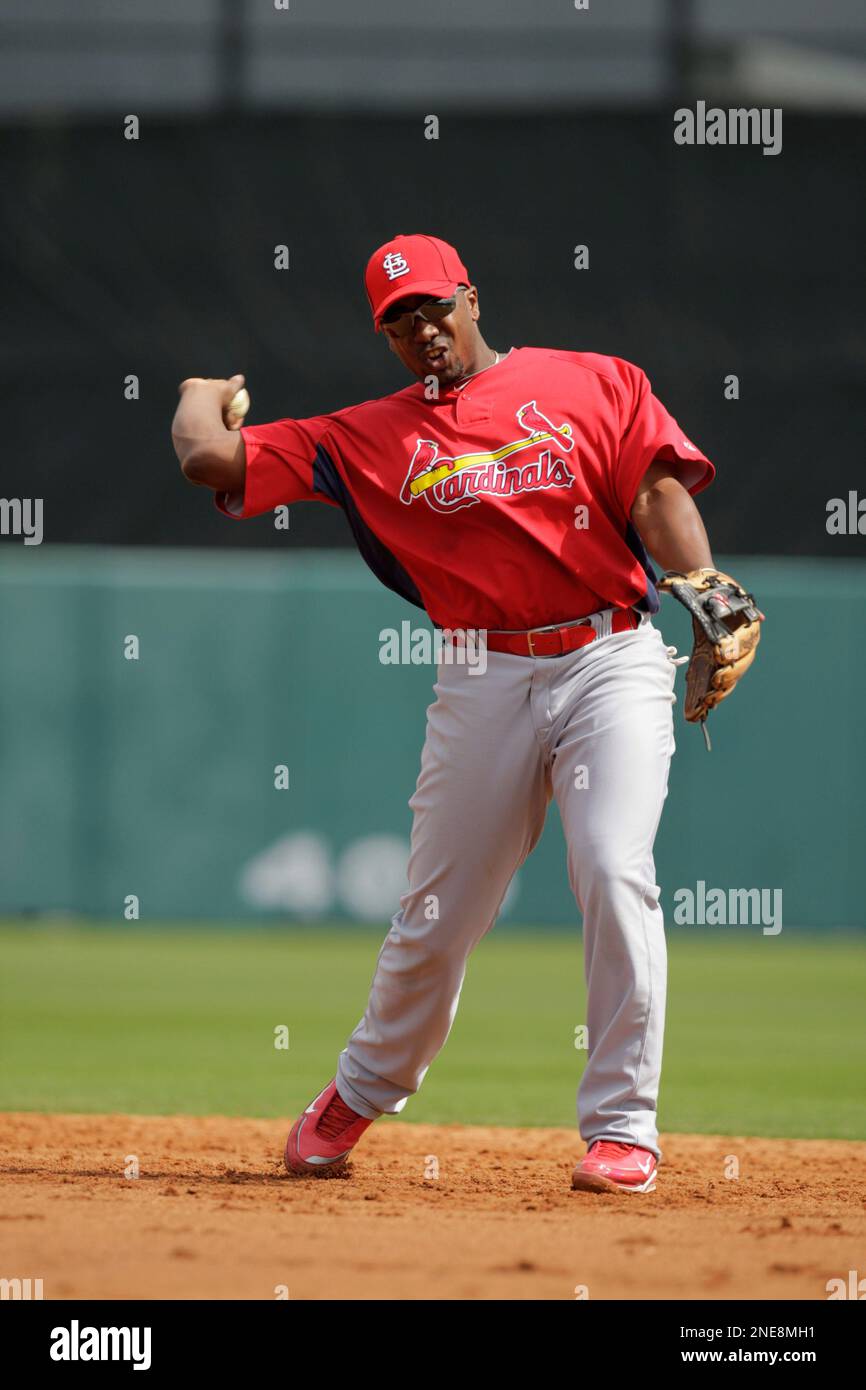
[{"left": 1, "top": 922, "right": 864, "bottom": 1140}]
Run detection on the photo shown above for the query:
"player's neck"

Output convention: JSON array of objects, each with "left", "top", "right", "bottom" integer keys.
[
  {"left": 464, "top": 340, "right": 497, "bottom": 376},
  {"left": 454, "top": 339, "right": 499, "bottom": 386}
]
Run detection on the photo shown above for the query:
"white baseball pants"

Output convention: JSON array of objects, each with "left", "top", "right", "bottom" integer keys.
[{"left": 336, "top": 615, "right": 678, "bottom": 1158}]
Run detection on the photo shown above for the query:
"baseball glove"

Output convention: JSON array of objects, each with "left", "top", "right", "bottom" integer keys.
[{"left": 657, "top": 567, "right": 764, "bottom": 737}]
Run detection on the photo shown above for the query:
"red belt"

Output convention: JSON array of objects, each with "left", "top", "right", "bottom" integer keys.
[{"left": 480, "top": 608, "right": 641, "bottom": 658}]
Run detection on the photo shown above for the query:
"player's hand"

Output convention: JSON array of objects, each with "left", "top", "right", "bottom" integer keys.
[
  {"left": 658, "top": 567, "right": 764, "bottom": 735},
  {"left": 177, "top": 374, "right": 248, "bottom": 430}
]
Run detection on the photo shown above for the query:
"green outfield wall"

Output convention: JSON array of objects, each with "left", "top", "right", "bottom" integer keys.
[{"left": 0, "top": 548, "right": 862, "bottom": 929}]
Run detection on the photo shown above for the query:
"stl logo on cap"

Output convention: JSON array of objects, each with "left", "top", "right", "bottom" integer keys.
[
  {"left": 383, "top": 252, "right": 410, "bottom": 281},
  {"left": 365, "top": 233, "right": 471, "bottom": 329}
]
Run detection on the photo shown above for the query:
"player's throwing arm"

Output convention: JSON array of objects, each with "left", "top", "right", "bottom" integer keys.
[{"left": 171, "top": 373, "right": 249, "bottom": 493}]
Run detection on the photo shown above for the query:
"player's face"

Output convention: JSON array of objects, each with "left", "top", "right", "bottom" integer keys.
[{"left": 382, "top": 286, "right": 482, "bottom": 385}]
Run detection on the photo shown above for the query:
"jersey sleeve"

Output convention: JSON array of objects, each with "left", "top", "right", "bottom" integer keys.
[
  {"left": 610, "top": 359, "right": 714, "bottom": 518},
  {"left": 215, "top": 413, "right": 338, "bottom": 519}
]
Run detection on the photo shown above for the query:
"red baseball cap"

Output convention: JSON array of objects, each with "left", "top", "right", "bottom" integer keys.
[{"left": 365, "top": 234, "right": 470, "bottom": 331}]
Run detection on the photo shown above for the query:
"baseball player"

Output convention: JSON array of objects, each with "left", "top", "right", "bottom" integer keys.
[{"left": 172, "top": 234, "right": 762, "bottom": 1194}]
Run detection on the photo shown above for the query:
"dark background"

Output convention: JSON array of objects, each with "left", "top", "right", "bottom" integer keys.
[{"left": 3, "top": 118, "right": 864, "bottom": 555}]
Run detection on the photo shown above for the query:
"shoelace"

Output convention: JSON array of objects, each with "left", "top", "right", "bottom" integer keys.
[
  {"left": 316, "top": 1093, "right": 362, "bottom": 1141},
  {"left": 591, "top": 1140, "right": 644, "bottom": 1159}
]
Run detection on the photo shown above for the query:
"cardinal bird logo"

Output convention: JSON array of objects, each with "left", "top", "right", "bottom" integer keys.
[{"left": 400, "top": 401, "right": 576, "bottom": 513}]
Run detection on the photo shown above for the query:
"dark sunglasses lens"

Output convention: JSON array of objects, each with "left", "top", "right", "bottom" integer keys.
[
  {"left": 383, "top": 296, "right": 457, "bottom": 336},
  {"left": 423, "top": 299, "right": 456, "bottom": 323}
]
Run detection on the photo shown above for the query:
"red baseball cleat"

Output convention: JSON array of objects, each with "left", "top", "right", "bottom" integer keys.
[
  {"left": 284, "top": 1079, "right": 376, "bottom": 1176},
  {"left": 571, "top": 1140, "right": 658, "bottom": 1194}
]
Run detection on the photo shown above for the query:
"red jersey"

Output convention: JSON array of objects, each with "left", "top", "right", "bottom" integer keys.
[{"left": 217, "top": 347, "right": 713, "bottom": 630}]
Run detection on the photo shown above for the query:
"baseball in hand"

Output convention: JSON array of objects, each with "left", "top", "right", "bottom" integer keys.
[{"left": 226, "top": 387, "right": 250, "bottom": 423}]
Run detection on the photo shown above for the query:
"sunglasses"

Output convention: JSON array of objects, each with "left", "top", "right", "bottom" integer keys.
[{"left": 381, "top": 288, "right": 465, "bottom": 338}]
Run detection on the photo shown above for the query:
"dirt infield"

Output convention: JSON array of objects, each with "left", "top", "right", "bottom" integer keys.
[{"left": 2, "top": 1113, "right": 864, "bottom": 1300}]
